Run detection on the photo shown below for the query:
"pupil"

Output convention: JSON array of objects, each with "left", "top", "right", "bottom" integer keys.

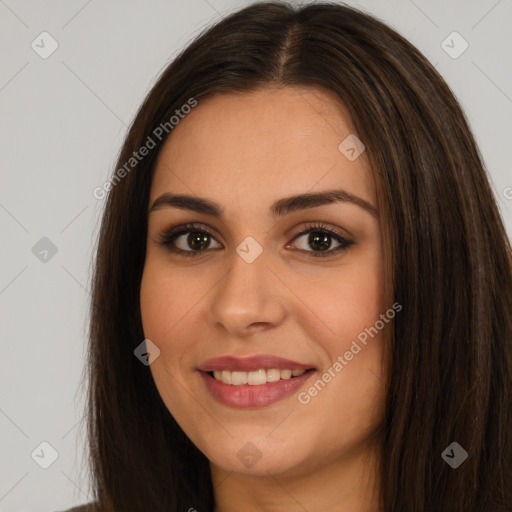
[
  {"left": 309, "top": 232, "right": 330, "bottom": 251},
  {"left": 189, "top": 232, "right": 209, "bottom": 251}
]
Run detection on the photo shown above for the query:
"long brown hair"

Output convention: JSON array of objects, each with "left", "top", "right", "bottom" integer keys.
[{"left": 83, "top": 2, "right": 512, "bottom": 510}]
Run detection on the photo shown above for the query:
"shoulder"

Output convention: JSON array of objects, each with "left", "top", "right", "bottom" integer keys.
[{"left": 55, "top": 504, "right": 97, "bottom": 512}]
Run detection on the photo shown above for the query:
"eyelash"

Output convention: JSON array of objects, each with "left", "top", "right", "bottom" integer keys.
[{"left": 156, "top": 222, "right": 354, "bottom": 259}]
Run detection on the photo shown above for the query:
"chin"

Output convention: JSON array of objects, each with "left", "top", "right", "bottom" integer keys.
[{"left": 204, "top": 434, "right": 314, "bottom": 478}]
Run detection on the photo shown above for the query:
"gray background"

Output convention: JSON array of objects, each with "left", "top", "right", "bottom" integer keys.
[{"left": 0, "top": 0, "right": 511, "bottom": 510}]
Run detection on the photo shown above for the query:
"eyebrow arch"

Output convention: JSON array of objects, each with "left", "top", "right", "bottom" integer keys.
[{"left": 149, "top": 188, "right": 378, "bottom": 218}]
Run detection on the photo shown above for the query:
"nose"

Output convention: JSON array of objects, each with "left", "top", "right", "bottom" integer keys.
[{"left": 206, "top": 243, "right": 288, "bottom": 337}]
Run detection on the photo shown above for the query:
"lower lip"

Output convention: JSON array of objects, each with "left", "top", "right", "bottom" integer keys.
[{"left": 199, "top": 370, "right": 316, "bottom": 408}]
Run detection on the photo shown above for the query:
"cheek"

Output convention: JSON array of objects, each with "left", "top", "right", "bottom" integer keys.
[
  {"left": 139, "top": 261, "right": 196, "bottom": 340},
  {"left": 139, "top": 265, "right": 195, "bottom": 413},
  {"left": 343, "top": 244, "right": 386, "bottom": 326},
  {"left": 293, "top": 248, "right": 385, "bottom": 349},
  {"left": 139, "top": 260, "right": 208, "bottom": 384},
  {"left": 291, "top": 246, "right": 387, "bottom": 411}
]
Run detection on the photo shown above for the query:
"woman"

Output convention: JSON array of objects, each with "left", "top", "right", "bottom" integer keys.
[{"left": 64, "top": 1, "right": 512, "bottom": 511}]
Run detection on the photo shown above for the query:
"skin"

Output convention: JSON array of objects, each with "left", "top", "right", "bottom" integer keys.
[{"left": 140, "top": 85, "right": 390, "bottom": 511}]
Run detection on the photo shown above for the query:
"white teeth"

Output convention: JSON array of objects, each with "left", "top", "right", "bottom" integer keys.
[
  {"left": 211, "top": 368, "right": 308, "bottom": 385},
  {"left": 266, "top": 369, "right": 281, "bottom": 382},
  {"left": 231, "top": 371, "right": 247, "bottom": 385},
  {"left": 221, "top": 370, "right": 232, "bottom": 385},
  {"left": 248, "top": 369, "right": 266, "bottom": 385}
]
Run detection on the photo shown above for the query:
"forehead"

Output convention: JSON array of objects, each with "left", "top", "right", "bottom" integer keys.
[{"left": 150, "top": 86, "right": 374, "bottom": 212}]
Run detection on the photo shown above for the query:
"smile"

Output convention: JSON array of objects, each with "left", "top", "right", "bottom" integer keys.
[
  {"left": 211, "top": 368, "right": 307, "bottom": 385},
  {"left": 197, "top": 354, "right": 317, "bottom": 408}
]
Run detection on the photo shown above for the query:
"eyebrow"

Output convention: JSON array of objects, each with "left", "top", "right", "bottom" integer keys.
[{"left": 149, "top": 188, "right": 378, "bottom": 218}]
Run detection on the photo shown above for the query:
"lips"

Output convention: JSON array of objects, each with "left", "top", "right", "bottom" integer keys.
[
  {"left": 197, "top": 354, "right": 317, "bottom": 408},
  {"left": 197, "top": 354, "right": 316, "bottom": 372}
]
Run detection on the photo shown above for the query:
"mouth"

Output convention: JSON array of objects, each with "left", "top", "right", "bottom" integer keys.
[{"left": 197, "top": 355, "right": 317, "bottom": 408}]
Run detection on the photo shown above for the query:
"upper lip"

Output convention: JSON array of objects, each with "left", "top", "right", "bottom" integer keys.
[{"left": 198, "top": 355, "right": 316, "bottom": 372}]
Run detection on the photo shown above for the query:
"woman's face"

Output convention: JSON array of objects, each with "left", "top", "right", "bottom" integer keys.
[{"left": 140, "top": 86, "right": 389, "bottom": 479}]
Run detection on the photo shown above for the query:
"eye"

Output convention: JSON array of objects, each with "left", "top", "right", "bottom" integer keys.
[
  {"left": 157, "top": 222, "right": 221, "bottom": 257},
  {"left": 156, "top": 222, "right": 354, "bottom": 258},
  {"left": 288, "top": 223, "right": 354, "bottom": 258}
]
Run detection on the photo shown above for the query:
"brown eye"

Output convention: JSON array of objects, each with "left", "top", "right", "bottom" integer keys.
[
  {"left": 158, "top": 223, "right": 221, "bottom": 257},
  {"left": 289, "top": 224, "right": 354, "bottom": 258}
]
